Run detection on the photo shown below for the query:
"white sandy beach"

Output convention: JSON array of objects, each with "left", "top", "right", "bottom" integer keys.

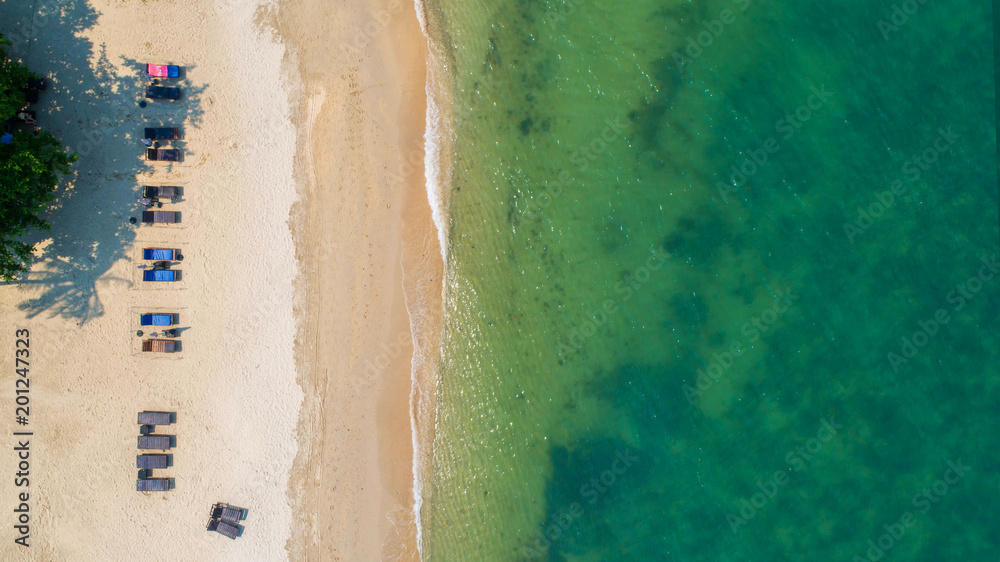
[{"left": 0, "top": 0, "right": 432, "bottom": 559}]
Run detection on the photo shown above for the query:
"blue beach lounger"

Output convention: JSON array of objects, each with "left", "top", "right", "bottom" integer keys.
[
  {"left": 140, "top": 314, "right": 174, "bottom": 326},
  {"left": 143, "top": 270, "right": 176, "bottom": 282},
  {"left": 143, "top": 248, "right": 176, "bottom": 260}
]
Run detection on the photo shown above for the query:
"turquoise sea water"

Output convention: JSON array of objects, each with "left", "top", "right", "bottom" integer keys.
[{"left": 421, "top": 0, "right": 998, "bottom": 560}]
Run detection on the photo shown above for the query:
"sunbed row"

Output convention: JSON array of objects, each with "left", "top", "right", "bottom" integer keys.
[{"left": 135, "top": 410, "right": 176, "bottom": 492}]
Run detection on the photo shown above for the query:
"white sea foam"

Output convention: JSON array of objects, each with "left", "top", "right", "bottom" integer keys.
[{"left": 410, "top": 0, "right": 454, "bottom": 558}]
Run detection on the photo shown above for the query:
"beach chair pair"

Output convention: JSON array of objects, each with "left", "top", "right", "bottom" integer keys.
[{"left": 207, "top": 503, "right": 248, "bottom": 540}]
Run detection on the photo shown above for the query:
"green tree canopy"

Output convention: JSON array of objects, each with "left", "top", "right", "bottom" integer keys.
[{"left": 0, "top": 34, "right": 77, "bottom": 282}]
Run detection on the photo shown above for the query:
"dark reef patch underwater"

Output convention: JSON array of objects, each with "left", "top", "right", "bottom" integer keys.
[{"left": 422, "top": 0, "right": 998, "bottom": 560}]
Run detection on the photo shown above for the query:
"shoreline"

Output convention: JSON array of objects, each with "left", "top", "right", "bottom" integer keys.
[{"left": 279, "top": 0, "right": 435, "bottom": 558}]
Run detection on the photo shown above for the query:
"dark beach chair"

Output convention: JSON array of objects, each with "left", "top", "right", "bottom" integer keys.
[
  {"left": 146, "top": 148, "right": 180, "bottom": 161},
  {"left": 137, "top": 411, "right": 173, "bottom": 426},
  {"left": 140, "top": 313, "right": 175, "bottom": 326},
  {"left": 144, "top": 127, "right": 179, "bottom": 140},
  {"left": 136, "top": 478, "right": 171, "bottom": 492},
  {"left": 146, "top": 64, "right": 180, "bottom": 78},
  {"left": 21, "top": 78, "right": 46, "bottom": 103},
  {"left": 207, "top": 519, "right": 241, "bottom": 540},
  {"left": 143, "top": 270, "right": 178, "bottom": 282},
  {"left": 136, "top": 454, "right": 170, "bottom": 469},
  {"left": 142, "top": 339, "right": 179, "bottom": 352},
  {"left": 137, "top": 435, "right": 173, "bottom": 450},
  {"left": 141, "top": 211, "right": 180, "bottom": 224},
  {"left": 145, "top": 85, "right": 181, "bottom": 100},
  {"left": 211, "top": 503, "right": 249, "bottom": 524},
  {"left": 143, "top": 185, "right": 181, "bottom": 200}
]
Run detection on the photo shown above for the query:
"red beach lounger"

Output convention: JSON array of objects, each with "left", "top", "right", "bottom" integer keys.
[{"left": 146, "top": 148, "right": 180, "bottom": 161}]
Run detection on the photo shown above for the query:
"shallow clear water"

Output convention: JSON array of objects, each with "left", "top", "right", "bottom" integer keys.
[{"left": 422, "top": 0, "right": 999, "bottom": 559}]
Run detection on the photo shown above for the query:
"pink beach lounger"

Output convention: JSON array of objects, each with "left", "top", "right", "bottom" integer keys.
[{"left": 146, "top": 64, "right": 179, "bottom": 78}]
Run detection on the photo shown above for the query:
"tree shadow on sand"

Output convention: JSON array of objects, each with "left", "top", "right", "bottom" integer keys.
[{"left": 0, "top": 0, "right": 206, "bottom": 323}]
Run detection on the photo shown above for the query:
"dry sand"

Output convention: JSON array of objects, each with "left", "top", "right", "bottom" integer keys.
[{"left": 0, "top": 0, "right": 436, "bottom": 559}]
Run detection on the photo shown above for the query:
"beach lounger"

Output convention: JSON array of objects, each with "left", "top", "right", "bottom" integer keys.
[
  {"left": 143, "top": 185, "right": 181, "bottom": 200},
  {"left": 145, "top": 85, "right": 181, "bottom": 100},
  {"left": 137, "top": 435, "right": 173, "bottom": 450},
  {"left": 140, "top": 313, "right": 175, "bottom": 326},
  {"left": 143, "top": 248, "right": 181, "bottom": 261},
  {"left": 136, "top": 454, "right": 170, "bottom": 469},
  {"left": 137, "top": 411, "right": 173, "bottom": 425},
  {"left": 146, "top": 148, "right": 180, "bottom": 161},
  {"left": 137, "top": 478, "right": 171, "bottom": 492},
  {"left": 146, "top": 64, "right": 179, "bottom": 78},
  {"left": 142, "top": 339, "right": 178, "bottom": 353},
  {"left": 207, "top": 519, "right": 241, "bottom": 540},
  {"left": 141, "top": 211, "right": 180, "bottom": 224},
  {"left": 143, "top": 270, "right": 178, "bottom": 282},
  {"left": 211, "top": 503, "right": 249, "bottom": 524},
  {"left": 142, "top": 248, "right": 178, "bottom": 261},
  {"left": 144, "top": 127, "right": 179, "bottom": 140}
]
